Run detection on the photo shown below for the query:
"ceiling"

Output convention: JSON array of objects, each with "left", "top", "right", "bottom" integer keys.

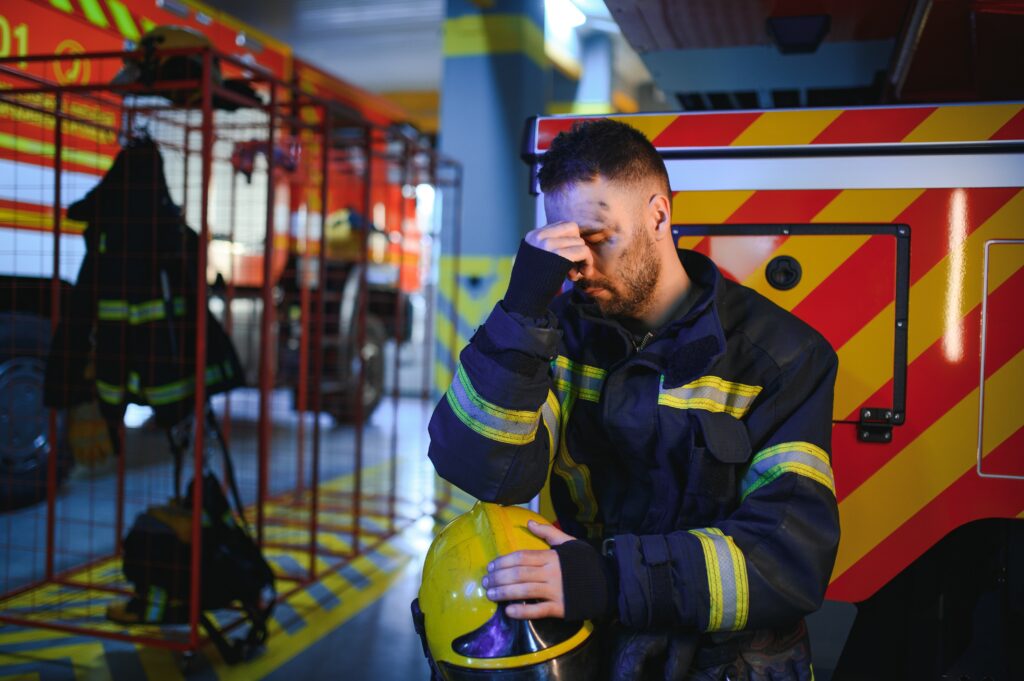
[
  {"left": 203, "top": 0, "right": 447, "bottom": 93},
  {"left": 204, "top": 0, "right": 1024, "bottom": 112}
]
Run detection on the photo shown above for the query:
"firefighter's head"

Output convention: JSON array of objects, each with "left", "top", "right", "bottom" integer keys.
[
  {"left": 412, "top": 502, "right": 599, "bottom": 680},
  {"left": 538, "top": 120, "right": 675, "bottom": 322}
]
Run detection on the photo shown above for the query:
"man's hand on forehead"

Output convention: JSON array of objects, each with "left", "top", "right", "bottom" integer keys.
[{"left": 525, "top": 221, "right": 595, "bottom": 282}]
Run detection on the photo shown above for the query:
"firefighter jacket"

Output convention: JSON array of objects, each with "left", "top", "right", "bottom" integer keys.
[
  {"left": 428, "top": 246, "right": 840, "bottom": 679},
  {"left": 44, "top": 137, "right": 243, "bottom": 428}
]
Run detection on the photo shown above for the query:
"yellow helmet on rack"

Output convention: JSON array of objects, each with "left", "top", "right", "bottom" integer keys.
[{"left": 412, "top": 502, "right": 599, "bottom": 680}]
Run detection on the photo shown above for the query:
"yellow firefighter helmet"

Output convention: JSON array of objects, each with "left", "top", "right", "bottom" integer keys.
[{"left": 412, "top": 501, "right": 599, "bottom": 680}]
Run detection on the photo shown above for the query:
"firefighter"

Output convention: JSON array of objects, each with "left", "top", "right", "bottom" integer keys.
[{"left": 425, "top": 119, "right": 840, "bottom": 680}]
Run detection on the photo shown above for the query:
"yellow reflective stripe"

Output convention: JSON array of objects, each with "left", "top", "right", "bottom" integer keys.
[
  {"left": 688, "top": 527, "right": 749, "bottom": 631},
  {"left": 741, "top": 441, "right": 835, "bottom": 501},
  {"left": 79, "top": 0, "right": 110, "bottom": 28},
  {"left": 95, "top": 379, "right": 123, "bottom": 404},
  {"left": 50, "top": 0, "right": 74, "bottom": 13},
  {"left": 96, "top": 297, "right": 186, "bottom": 324},
  {"left": 550, "top": 390, "right": 601, "bottom": 539},
  {"left": 106, "top": 0, "right": 141, "bottom": 41},
  {"left": 540, "top": 390, "right": 560, "bottom": 455},
  {"left": 95, "top": 363, "right": 233, "bottom": 407},
  {"left": 444, "top": 364, "right": 541, "bottom": 445},
  {"left": 552, "top": 355, "right": 605, "bottom": 403},
  {"left": 658, "top": 375, "right": 763, "bottom": 418}
]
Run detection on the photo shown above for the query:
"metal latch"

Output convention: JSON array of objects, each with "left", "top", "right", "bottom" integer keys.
[{"left": 858, "top": 407, "right": 897, "bottom": 443}]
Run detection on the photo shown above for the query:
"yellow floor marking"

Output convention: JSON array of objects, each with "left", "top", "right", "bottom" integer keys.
[
  {"left": 834, "top": 348, "right": 1024, "bottom": 579},
  {"left": 834, "top": 189, "right": 1024, "bottom": 419}
]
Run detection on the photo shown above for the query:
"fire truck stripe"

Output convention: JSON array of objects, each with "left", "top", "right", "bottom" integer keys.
[
  {"left": 991, "top": 107, "right": 1024, "bottom": 140},
  {"left": 50, "top": 0, "right": 74, "bottom": 12},
  {"left": 673, "top": 191, "right": 755, "bottom": 224},
  {"left": 832, "top": 189, "right": 1024, "bottom": 420},
  {"left": 617, "top": 115, "right": 678, "bottom": 145},
  {"left": 833, "top": 347, "right": 1024, "bottom": 580},
  {"left": 653, "top": 112, "right": 761, "bottom": 148},
  {"left": 812, "top": 188, "right": 925, "bottom": 223},
  {"left": 78, "top": 0, "right": 111, "bottom": 28},
  {"left": 741, "top": 233, "right": 871, "bottom": 314},
  {"left": 833, "top": 264, "right": 1024, "bottom": 501},
  {"left": 903, "top": 188, "right": 1019, "bottom": 283},
  {"left": 727, "top": 189, "right": 841, "bottom": 224},
  {"left": 730, "top": 110, "right": 842, "bottom": 147},
  {"left": 790, "top": 234, "right": 893, "bottom": 351},
  {"left": 106, "top": 0, "right": 141, "bottom": 41},
  {"left": 829, "top": 424, "right": 1024, "bottom": 601},
  {"left": 902, "top": 104, "right": 1022, "bottom": 144},
  {"left": 811, "top": 107, "right": 937, "bottom": 145}
]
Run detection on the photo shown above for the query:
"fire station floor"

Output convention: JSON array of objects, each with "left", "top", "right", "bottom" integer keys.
[{"left": 0, "top": 392, "right": 855, "bottom": 680}]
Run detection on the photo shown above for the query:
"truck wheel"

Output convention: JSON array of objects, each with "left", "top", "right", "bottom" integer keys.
[
  {"left": 0, "top": 313, "right": 70, "bottom": 511},
  {"left": 330, "top": 315, "right": 387, "bottom": 424}
]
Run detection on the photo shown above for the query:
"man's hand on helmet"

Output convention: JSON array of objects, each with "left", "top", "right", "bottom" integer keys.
[{"left": 482, "top": 519, "right": 573, "bottom": 620}]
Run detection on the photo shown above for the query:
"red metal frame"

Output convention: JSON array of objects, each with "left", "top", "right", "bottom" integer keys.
[{"left": 0, "top": 46, "right": 464, "bottom": 657}]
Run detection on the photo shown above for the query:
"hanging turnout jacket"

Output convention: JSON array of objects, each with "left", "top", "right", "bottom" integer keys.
[
  {"left": 45, "top": 137, "right": 242, "bottom": 428},
  {"left": 428, "top": 246, "right": 840, "bottom": 679}
]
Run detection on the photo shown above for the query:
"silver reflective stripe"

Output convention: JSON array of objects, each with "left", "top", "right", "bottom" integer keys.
[
  {"left": 741, "top": 441, "right": 835, "bottom": 501},
  {"left": 552, "top": 356, "right": 605, "bottom": 403},
  {"left": 658, "top": 375, "right": 762, "bottom": 418},
  {"left": 688, "top": 527, "right": 749, "bottom": 631},
  {"left": 445, "top": 364, "right": 541, "bottom": 445}
]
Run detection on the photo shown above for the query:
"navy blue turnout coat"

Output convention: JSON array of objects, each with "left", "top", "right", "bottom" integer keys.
[{"left": 428, "top": 247, "right": 840, "bottom": 679}]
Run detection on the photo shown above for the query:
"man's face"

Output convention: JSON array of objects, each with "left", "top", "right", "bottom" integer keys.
[{"left": 544, "top": 176, "right": 660, "bottom": 320}]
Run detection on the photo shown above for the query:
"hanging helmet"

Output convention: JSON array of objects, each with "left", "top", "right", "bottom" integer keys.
[
  {"left": 412, "top": 502, "right": 600, "bottom": 680},
  {"left": 111, "top": 26, "right": 256, "bottom": 110}
]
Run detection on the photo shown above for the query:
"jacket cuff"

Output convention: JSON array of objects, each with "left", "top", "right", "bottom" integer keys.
[
  {"left": 503, "top": 240, "right": 573, "bottom": 317},
  {"left": 553, "top": 540, "right": 617, "bottom": 622},
  {"left": 613, "top": 534, "right": 696, "bottom": 630}
]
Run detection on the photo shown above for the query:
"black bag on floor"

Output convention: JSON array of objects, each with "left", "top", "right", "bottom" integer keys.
[{"left": 109, "top": 470, "right": 276, "bottom": 663}]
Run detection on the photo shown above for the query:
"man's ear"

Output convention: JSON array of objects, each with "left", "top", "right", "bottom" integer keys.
[{"left": 650, "top": 193, "right": 672, "bottom": 241}]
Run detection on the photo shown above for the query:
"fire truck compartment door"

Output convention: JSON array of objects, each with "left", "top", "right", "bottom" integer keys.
[
  {"left": 672, "top": 224, "right": 910, "bottom": 430},
  {"left": 978, "top": 239, "right": 1024, "bottom": 479}
]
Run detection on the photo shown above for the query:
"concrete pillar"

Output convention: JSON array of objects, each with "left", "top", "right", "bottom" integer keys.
[
  {"left": 548, "top": 30, "right": 614, "bottom": 114},
  {"left": 435, "top": 0, "right": 546, "bottom": 393}
]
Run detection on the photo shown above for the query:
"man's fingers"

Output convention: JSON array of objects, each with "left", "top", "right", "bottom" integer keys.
[
  {"left": 505, "top": 601, "right": 563, "bottom": 620},
  {"left": 485, "top": 564, "right": 549, "bottom": 587},
  {"left": 485, "top": 582, "right": 554, "bottom": 603},
  {"left": 535, "top": 236, "right": 586, "bottom": 253},
  {"left": 489, "top": 550, "right": 553, "bottom": 571},
  {"left": 527, "top": 520, "right": 574, "bottom": 546}
]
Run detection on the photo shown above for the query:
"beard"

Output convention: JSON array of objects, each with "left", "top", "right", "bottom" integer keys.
[{"left": 575, "top": 223, "right": 660, "bottom": 320}]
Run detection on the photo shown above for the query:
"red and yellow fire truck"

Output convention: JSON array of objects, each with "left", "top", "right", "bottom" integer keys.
[{"left": 527, "top": 105, "right": 1024, "bottom": 674}]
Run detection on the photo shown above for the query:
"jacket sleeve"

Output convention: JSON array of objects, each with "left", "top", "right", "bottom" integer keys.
[
  {"left": 614, "top": 339, "right": 840, "bottom": 632},
  {"left": 428, "top": 300, "right": 564, "bottom": 505}
]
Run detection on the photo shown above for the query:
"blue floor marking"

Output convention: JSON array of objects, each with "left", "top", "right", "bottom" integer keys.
[
  {"left": 337, "top": 564, "right": 370, "bottom": 590},
  {"left": 304, "top": 582, "right": 340, "bottom": 611}
]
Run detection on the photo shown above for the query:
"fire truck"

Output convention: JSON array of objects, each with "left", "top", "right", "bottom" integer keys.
[
  {"left": 525, "top": 106, "right": 1023, "bottom": 677},
  {"left": 0, "top": 0, "right": 436, "bottom": 509}
]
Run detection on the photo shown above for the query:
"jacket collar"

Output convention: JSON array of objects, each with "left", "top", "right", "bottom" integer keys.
[{"left": 570, "top": 249, "right": 728, "bottom": 388}]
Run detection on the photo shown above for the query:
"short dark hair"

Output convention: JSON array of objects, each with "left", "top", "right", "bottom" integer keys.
[{"left": 537, "top": 118, "right": 670, "bottom": 196}]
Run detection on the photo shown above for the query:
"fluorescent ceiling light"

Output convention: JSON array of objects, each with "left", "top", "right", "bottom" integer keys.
[{"left": 547, "top": 0, "right": 587, "bottom": 29}]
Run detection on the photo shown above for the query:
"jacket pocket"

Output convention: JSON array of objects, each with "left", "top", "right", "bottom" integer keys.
[{"left": 680, "top": 412, "right": 752, "bottom": 525}]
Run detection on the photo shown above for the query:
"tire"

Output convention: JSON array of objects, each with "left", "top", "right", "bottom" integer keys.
[
  {"left": 0, "top": 313, "right": 70, "bottom": 511},
  {"left": 328, "top": 315, "right": 387, "bottom": 424}
]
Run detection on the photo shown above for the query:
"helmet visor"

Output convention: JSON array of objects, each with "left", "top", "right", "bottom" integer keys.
[
  {"left": 452, "top": 603, "right": 582, "bottom": 659},
  {"left": 440, "top": 623, "right": 599, "bottom": 680}
]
